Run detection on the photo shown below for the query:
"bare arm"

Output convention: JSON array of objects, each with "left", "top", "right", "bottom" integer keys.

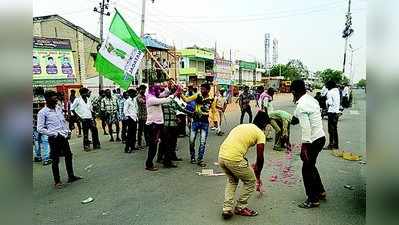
[{"left": 253, "top": 143, "right": 265, "bottom": 179}]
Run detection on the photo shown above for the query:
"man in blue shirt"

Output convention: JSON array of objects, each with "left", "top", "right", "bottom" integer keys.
[{"left": 37, "top": 90, "right": 82, "bottom": 189}]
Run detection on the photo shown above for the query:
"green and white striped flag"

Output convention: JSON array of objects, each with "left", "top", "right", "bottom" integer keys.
[{"left": 96, "top": 10, "right": 146, "bottom": 90}]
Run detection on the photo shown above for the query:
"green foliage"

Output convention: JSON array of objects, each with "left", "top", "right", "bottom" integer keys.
[
  {"left": 357, "top": 79, "right": 366, "bottom": 88},
  {"left": 319, "top": 69, "right": 350, "bottom": 85},
  {"left": 269, "top": 59, "right": 309, "bottom": 81}
]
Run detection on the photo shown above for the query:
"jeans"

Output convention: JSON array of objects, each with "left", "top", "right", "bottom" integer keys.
[
  {"left": 327, "top": 113, "right": 339, "bottom": 148},
  {"left": 125, "top": 118, "right": 137, "bottom": 152},
  {"left": 33, "top": 130, "right": 50, "bottom": 161},
  {"left": 82, "top": 119, "right": 100, "bottom": 149},
  {"left": 145, "top": 123, "right": 163, "bottom": 168},
  {"left": 137, "top": 119, "right": 150, "bottom": 146},
  {"left": 48, "top": 135, "right": 75, "bottom": 183},
  {"left": 240, "top": 107, "right": 252, "bottom": 124},
  {"left": 189, "top": 121, "right": 209, "bottom": 161},
  {"left": 219, "top": 158, "right": 256, "bottom": 211},
  {"left": 301, "top": 136, "right": 326, "bottom": 202}
]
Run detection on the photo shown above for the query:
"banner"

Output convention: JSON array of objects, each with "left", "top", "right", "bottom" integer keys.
[
  {"left": 96, "top": 10, "right": 146, "bottom": 90},
  {"left": 32, "top": 37, "right": 76, "bottom": 83}
]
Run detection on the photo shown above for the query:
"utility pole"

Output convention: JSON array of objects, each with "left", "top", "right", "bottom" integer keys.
[
  {"left": 349, "top": 44, "right": 360, "bottom": 86},
  {"left": 342, "top": 0, "right": 354, "bottom": 74},
  {"left": 139, "top": 0, "right": 155, "bottom": 85},
  {"left": 94, "top": 0, "right": 111, "bottom": 91}
]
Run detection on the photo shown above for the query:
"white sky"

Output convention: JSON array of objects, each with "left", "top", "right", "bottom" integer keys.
[{"left": 33, "top": 0, "right": 367, "bottom": 82}]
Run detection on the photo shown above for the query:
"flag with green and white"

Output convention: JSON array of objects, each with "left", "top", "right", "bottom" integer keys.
[{"left": 96, "top": 10, "right": 146, "bottom": 90}]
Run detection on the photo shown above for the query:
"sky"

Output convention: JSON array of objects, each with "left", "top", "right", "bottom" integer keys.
[{"left": 33, "top": 0, "right": 367, "bottom": 82}]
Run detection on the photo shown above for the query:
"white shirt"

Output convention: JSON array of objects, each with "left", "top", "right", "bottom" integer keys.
[
  {"left": 70, "top": 97, "right": 93, "bottom": 119},
  {"left": 174, "top": 97, "right": 187, "bottom": 115},
  {"left": 123, "top": 97, "right": 138, "bottom": 121},
  {"left": 326, "top": 88, "right": 341, "bottom": 113},
  {"left": 320, "top": 86, "right": 328, "bottom": 97},
  {"left": 342, "top": 86, "right": 350, "bottom": 97},
  {"left": 294, "top": 94, "right": 325, "bottom": 143}
]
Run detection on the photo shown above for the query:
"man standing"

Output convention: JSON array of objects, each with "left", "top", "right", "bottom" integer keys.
[
  {"left": 145, "top": 84, "right": 174, "bottom": 171},
  {"left": 124, "top": 89, "right": 139, "bottom": 153},
  {"left": 325, "top": 80, "right": 341, "bottom": 150},
  {"left": 182, "top": 83, "right": 216, "bottom": 167},
  {"left": 291, "top": 79, "right": 326, "bottom": 208},
  {"left": 238, "top": 86, "right": 252, "bottom": 124},
  {"left": 68, "top": 90, "right": 82, "bottom": 137},
  {"left": 218, "top": 111, "right": 270, "bottom": 219},
  {"left": 118, "top": 92, "right": 129, "bottom": 143},
  {"left": 33, "top": 87, "right": 51, "bottom": 165},
  {"left": 37, "top": 90, "right": 82, "bottom": 188},
  {"left": 268, "top": 110, "right": 299, "bottom": 151},
  {"left": 137, "top": 85, "right": 149, "bottom": 148},
  {"left": 215, "top": 88, "right": 227, "bottom": 136},
  {"left": 158, "top": 91, "right": 191, "bottom": 168},
  {"left": 101, "top": 89, "right": 120, "bottom": 142},
  {"left": 71, "top": 88, "right": 101, "bottom": 150}
]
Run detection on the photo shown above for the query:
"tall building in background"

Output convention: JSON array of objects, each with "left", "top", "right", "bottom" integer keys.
[
  {"left": 272, "top": 38, "right": 279, "bottom": 65},
  {"left": 264, "top": 33, "right": 271, "bottom": 69}
]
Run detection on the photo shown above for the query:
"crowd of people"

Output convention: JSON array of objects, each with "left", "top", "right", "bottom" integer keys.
[{"left": 33, "top": 78, "right": 352, "bottom": 218}]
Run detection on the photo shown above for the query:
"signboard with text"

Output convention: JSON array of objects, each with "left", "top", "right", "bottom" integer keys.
[{"left": 33, "top": 37, "right": 76, "bottom": 84}]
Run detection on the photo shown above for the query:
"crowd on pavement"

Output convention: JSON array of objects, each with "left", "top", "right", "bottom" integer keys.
[{"left": 33, "top": 78, "right": 353, "bottom": 219}]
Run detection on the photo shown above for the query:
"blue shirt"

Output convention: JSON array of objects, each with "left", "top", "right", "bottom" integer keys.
[{"left": 37, "top": 106, "right": 70, "bottom": 138}]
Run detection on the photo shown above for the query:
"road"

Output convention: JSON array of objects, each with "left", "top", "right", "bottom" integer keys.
[{"left": 33, "top": 90, "right": 366, "bottom": 225}]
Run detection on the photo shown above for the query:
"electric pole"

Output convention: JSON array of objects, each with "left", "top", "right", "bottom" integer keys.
[
  {"left": 139, "top": 0, "right": 155, "bottom": 85},
  {"left": 94, "top": 0, "right": 111, "bottom": 91},
  {"left": 342, "top": 0, "right": 354, "bottom": 74}
]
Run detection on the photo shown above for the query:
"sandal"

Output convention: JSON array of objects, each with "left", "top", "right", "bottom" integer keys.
[
  {"left": 54, "top": 182, "right": 63, "bottom": 189},
  {"left": 234, "top": 207, "right": 258, "bottom": 216},
  {"left": 222, "top": 210, "right": 233, "bottom": 219},
  {"left": 298, "top": 200, "right": 320, "bottom": 209}
]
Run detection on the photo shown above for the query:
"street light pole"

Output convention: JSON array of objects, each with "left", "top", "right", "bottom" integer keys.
[
  {"left": 342, "top": 0, "right": 353, "bottom": 74},
  {"left": 349, "top": 44, "right": 360, "bottom": 86},
  {"left": 139, "top": 0, "right": 155, "bottom": 85}
]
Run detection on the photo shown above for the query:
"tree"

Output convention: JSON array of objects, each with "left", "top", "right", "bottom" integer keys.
[
  {"left": 269, "top": 63, "right": 303, "bottom": 81},
  {"left": 287, "top": 59, "right": 309, "bottom": 79},
  {"left": 357, "top": 79, "right": 366, "bottom": 88},
  {"left": 319, "top": 68, "right": 350, "bottom": 85}
]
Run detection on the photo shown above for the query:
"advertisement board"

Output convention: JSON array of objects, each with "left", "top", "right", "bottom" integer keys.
[{"left": 33, "top": 37, "right": 76, "bottom": 84}]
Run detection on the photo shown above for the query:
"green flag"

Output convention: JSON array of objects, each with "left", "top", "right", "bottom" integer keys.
[{"left": 96, "top": 10, "right": 146, "bottom": 90}]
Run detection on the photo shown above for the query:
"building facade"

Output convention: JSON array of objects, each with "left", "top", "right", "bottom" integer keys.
[
  {"left": 178, "top": 48, "right": 214, "bottom": 86},
  {"left": 33, "top": 15, "right": 100, "bottom": 85}
]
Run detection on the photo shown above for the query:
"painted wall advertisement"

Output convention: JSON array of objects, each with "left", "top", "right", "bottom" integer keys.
[{"left": 33, "top": 37, "right": 76, "bottom": 85}]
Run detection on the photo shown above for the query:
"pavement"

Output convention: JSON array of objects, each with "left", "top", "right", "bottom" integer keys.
[{"left": 33, "top": 90, "right": 366, "bottom": 225}]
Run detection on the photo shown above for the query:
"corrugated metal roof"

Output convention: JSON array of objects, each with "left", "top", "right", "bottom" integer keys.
[{"left": 142, "top": 35, "right": 171, "bottom": 50}]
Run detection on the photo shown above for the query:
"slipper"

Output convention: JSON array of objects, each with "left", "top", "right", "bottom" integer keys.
[{"left": 298, "top": 201, "right": 320, "bottom": 209}]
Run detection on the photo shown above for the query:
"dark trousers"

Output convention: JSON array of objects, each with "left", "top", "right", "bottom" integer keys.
[
  {"left": 146, "top": 123, "right": 163, "bottom": 168},
  {"left": 121, "top": 120, "right": 128, "bottom": 142},
  {"left": 176, "top": 114, "right": 187, "bottom": 136},
  {"left": 68, "top": 115, "right": 81, "bottom": 135},
  {"left": 240, "top": 107, "right": 252, "bottom": 124},
  {"left": 82, "top": 119, "right": 100, "bottom": 148},
  {"left": 125, "top": 118, "right": 137, "bottom": 152},
  {"left": 137, "top": 119, "right": 149, "bottom": 146},
  {"left": 301, "top": 137, "right": 326, "bottom": 202},
  {"left": 327, "top": 113, "right": 339, "bottom": 148},
  {"left": 48, "top": 135, "right": 75, "bottom": 183},
  {"left": 158, "top": 126, "right": 178, "bottom": 165}
]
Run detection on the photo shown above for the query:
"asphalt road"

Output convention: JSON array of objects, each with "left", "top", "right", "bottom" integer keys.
[{"left": 33, "top": 90, "right": 366, "bottom": 225}]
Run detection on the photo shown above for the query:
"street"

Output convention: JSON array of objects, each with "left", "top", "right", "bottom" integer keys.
[{"left": 33, "top": 90, "right": 366, "bottom": 225}]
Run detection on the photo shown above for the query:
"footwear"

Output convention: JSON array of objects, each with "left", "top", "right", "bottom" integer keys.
[
  {"left": 164, "top": 163, "right": 178, "bottom": 168},
  {"left": 116, "top": 138, "right": 122, "bottom": 142},
  {"left": 67, "top": 176, "right": 83, "bottom": 183},
  {"left": 298, "top": 200, "right": 320, "bottom": 209},
  {"left": 234, "top": 207, "right": 258, "bottom": 217},
  {"left": 33, "top": 157, "right": 42, "bottom": 162},
  {"left": 42, "top": 160, "right": 52, "bottom": 166},
  {"left": 171, "top": 157, "right": 183, "bottom": 161},
  {"left": 320, "top": 192, "right": 327, "bottom": 200},
  {"left": 323, "top": 145, "right": 334, "bottom": 150},
  {"left": 145, "top": 167, "right": 159, "bottom": 171},
  {"left": 197, "top": 160, "right": 207, "bottom": 167},
  {"left": 222, "top": 210, "right": 233, "bottom": 219},
  {"left": 54, "top": 182, "right": 63, "bottom": 189},
  {"left": 190, "top": 159, "right": 197, "bottom": 164}
]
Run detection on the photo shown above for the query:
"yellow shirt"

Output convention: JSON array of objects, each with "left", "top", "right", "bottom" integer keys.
[{"left": 219, "top": 124, "right": 266, "bottom": 161}]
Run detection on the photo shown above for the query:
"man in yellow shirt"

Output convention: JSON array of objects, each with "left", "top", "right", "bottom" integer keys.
[{"left": 218, "top": 111, "right": 270, "bottom": 219}]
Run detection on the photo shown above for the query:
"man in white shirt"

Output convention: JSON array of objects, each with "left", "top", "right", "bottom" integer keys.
[
  {"left": 70, "top": 88, "right": 100, "bottom": 151},
  {"left": 342, "top": 85, "right": 351, "bottom": 108},
  {"left": 291, "top": 79, "right": 326, "bottom": 209},
  {"left": 124, "top": 89, "right": 139, "bottom": 153},
  {"left": 325, "top": 80, "right": 341, "bottom": 150}
]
